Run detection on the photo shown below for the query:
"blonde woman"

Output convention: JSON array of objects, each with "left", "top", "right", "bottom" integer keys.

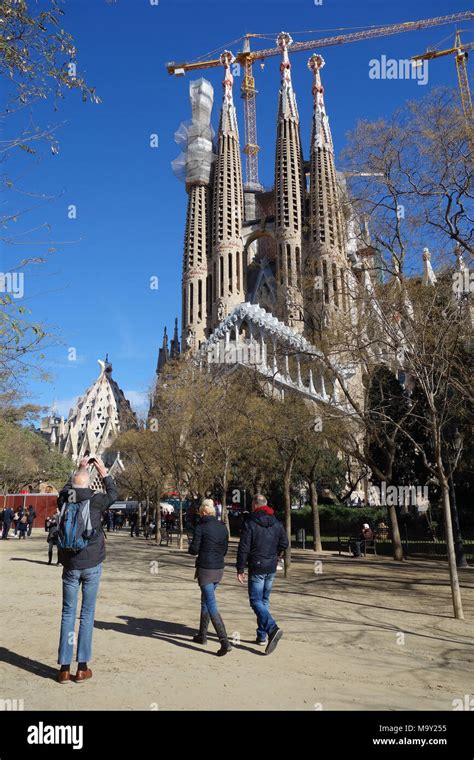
[{"left": 188, "top": 498, "right": 231, "bottom": 656}]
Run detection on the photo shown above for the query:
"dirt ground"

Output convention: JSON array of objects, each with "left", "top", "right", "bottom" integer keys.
[{"left": 1, "top": 529, "right": 473, "bottom": 711}]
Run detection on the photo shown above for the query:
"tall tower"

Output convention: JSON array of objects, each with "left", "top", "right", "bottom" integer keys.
[
  {"left": 307, "top": 54, "right": 347, "bottom": 317},
  {"left": 177, "top": 79, "right": 215, "bottom": 353},
  {"left": 210, "top": 51, "right": 245, "bottom": 327},
  {"left": 274, "top": 32, "right": 305, "bottom": 333}
]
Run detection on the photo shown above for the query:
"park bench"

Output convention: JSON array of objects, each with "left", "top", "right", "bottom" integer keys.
[{"left": 338, "top": 536, "right": 377, "bottom": 556}]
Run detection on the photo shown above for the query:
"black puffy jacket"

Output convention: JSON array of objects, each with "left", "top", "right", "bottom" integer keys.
[
  {"left": 236, "top": 508, "right": 288, "bottom": 574},
  {"left": 188, "top": 516, "right": 228, "bottom": 569}
]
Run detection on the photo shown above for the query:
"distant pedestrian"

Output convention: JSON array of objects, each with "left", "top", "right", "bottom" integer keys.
[
  {"left": 2, "top": 506, "right": 13, "bottom": 539},
  {"left": 56, "top": 456, "right": 118, "bottom": 684},
  {"left": 188, "top": 499, "right": 231, "bottom": 657},
  {"left": 129, "top": 512, "right": 139, "bottom": 538},
  {"left": 47, "top": 514, "right": 60, "bottom": 565},
  {"left": 27, "top": 505, "right": 36, "bottom": 536},
  {"left": 114, "top": 511, "right": 124, "bottom": 531},
  {"left": 17, "top": 514, "right": 28, "bottom": 539},
  {"left": 236, "top": 494, "right": 288, "bottom": 654},
  {"left": 103, "top": 509, "right": 113, "bottom": 532},
  {"left": 13, "top": 509, "right": 21, "bottom": 536}
]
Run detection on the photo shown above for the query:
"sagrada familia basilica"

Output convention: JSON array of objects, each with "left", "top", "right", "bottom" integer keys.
[
  {"left": 163, "top": 34, "right": 382, "bottom": 404},
  {"left": 42, "top": 34, "right": 467, "bottom": 478},
  {"left": 175, "top": 37, "right": 360, "bottom": 350}
]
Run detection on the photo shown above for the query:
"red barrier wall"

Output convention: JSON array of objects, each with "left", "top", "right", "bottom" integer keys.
[{"left": 1, "top": 494, "right": 58, "bottom": 527}]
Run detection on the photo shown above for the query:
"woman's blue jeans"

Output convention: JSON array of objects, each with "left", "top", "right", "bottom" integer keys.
[
  {"left": 200, "top": 582, "right": 219, "bottom": 617},
  {"left": 57, "top": 563, "right": 102, "bottom": 665}
]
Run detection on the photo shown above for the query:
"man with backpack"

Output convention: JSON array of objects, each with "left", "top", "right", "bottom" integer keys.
[
  {"left": 56, "top": 456, "right": 118, "bottom": 684},
  {"left": 236, "top": 494, "right": 288, "bottom": 655}
]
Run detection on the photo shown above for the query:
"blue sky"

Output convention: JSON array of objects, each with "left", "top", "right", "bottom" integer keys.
[{"left": 3, "top": 0, "right": 470, "bottom": 419}]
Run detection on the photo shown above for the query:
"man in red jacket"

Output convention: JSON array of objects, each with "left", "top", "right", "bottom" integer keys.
[{"left": 236, "top": 494, "right": 288, "bottom": 655}]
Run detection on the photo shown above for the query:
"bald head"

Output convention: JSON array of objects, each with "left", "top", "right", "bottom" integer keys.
[
  {"left": 252, "top": 494, "right": 267, "bottom": 510},
  {"left": 72, "top": 467, "right": 90, "bottom": 488}
]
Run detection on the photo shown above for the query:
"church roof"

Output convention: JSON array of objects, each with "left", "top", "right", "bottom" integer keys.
[{"left": 58, "top": 358, "right": 137, "bottom": 463}]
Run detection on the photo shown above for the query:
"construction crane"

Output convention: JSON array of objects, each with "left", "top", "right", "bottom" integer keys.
[
  {"left": 167, "top": 12, "right": 474, "bottom": 188},
  {"left": 412, "top": 31, "right": 474, "bottom": 149}
]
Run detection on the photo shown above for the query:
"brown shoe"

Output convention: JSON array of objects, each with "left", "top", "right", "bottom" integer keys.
[
  {"left": 57, "top": 669, "right": 71, "bottom": 684},
  {"left": 74, "top": 668, "right": 92, "bottom": 683}
]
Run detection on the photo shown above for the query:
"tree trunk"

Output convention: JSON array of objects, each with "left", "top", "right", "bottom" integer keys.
[
  {"left": 432, "top": 418, "right": 464, "bottom": 619},
  {"left": 178, "top": 496, "right": 184, "bottom": 551},
  {"left": 138, "top": 501, "right": 143, "bottom": 537},
  {"left": 309, "top": 479, "right": 322, "bottom": 552},
  {"left": 254, "top": 471, "right": 264, "bottom": 495},
  {"left": 283, "top": 455, "right": 295, "bottom": 577},
  {"left": 155, "top": 502, "right": 161, "bottom": 545},
  {"left": 387, "top": 503, "right": 404, "bottom": 561},
  {"left": 440, "top": 475, "right": 464, "bottom": 619},
  {"left": 449, "top": 471, "right": 467, "bottom": 568},
  {"left": 221, "top": 467, "right": 229, "bottom": 529}
]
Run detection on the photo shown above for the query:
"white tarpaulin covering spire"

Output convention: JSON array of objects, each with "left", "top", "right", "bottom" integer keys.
[{"left": 171, "top": 78, "right": 216, "bottom": 187}]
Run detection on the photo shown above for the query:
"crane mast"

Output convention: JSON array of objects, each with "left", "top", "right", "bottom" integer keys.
[{"left": 167, "top": 12, "right": 474, "bottom": 186}]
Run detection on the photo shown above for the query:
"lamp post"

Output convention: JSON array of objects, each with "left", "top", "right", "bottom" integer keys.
[{"left": 447, "top": 428, "right": 467, "bottom": 568}]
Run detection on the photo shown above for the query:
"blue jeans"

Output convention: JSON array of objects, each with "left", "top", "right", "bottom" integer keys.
[
  {"left": 58, "top": 563, "right": 102, "bottom": 665},
  {"left": 248, "top": 572, "right": 277, "bottom": 641},
  {"left": 200, "top": 583, "right": 219, "bottom": 617}
]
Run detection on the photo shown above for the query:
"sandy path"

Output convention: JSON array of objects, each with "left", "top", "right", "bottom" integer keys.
[{"left": 1, "top": 530, "right": 473, "bottom": 711}]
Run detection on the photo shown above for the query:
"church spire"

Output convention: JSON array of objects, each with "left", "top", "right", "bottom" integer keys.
[
  {"left": 274, "top": 32, "right": 304, "bottom": 333},
  {"left": 422, "top": 247, "right": 437, "bottom": 286},
  {"left": 308, "top": 54, "right": 347, "bottom": 316},
  {"left": 170, "top": 317, "right": 181, "bottom": 359},
  {"left": 156, "top": 325, "right": 169, "bottom": 374},
  {"left": 209, "top": 51, "right": 245, "bottom": 328},
  {"left": 178, "top": 78, "right": 215, "bottom": 354}
]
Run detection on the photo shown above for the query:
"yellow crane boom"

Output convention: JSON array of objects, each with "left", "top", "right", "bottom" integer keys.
[
  {"left": 412, "top": 31, "right": 473, "bottom": 150},
  {"left": 167, "top": 11, "right": 474, "bottom": 187}
]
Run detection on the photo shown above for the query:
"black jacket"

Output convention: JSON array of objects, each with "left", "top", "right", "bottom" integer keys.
[
  {"left": 236, "top": 508, "right": 288, "bottom": 574},
  {"left": 188, "top": 516, "right": 228, "bottom": 569},
  {"left": 57, "top": 475, "right": 118, "bottom": 570}
]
